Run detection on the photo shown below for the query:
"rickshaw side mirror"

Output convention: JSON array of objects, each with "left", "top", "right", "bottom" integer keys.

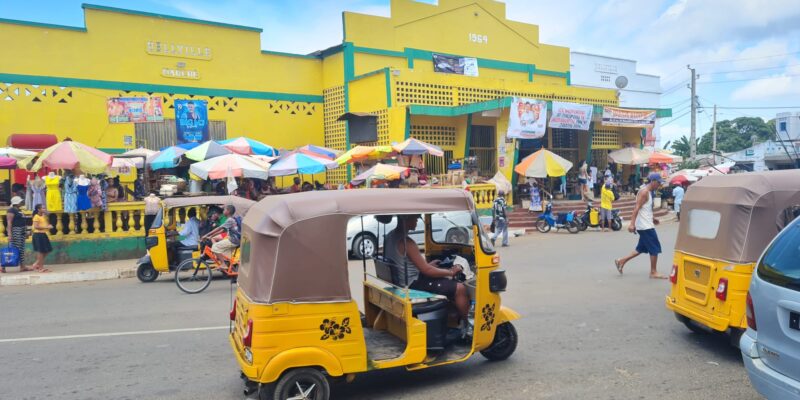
[{"left": 489, "top": 270, "right": 507, "bottom": 292}]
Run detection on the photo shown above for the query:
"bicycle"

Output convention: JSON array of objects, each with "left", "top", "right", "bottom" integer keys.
[{"left": 175, "top": 240, "right": 239, "bottom": 294}]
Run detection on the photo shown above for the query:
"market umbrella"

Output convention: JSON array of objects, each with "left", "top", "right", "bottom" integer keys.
[
  {"left": 393, "top": 138, "right": 444, "bottom": 157},
  {"left": 296, "top": 144, "right": 341, "bottom": 160},
  {"left": 0, "top": 147, "right": 36, "bottom": 160},
  {"left": 111, "top": 157, "right": 142, "bottom": 169},
  {"left": 350, "top": 163, "right": 409, "bottom": 185},
  {"left": 184, "top": 141, "right": 232, "bottom": 162},
  {"left": 649, "top": 152, "right": 676, "bottom": 164},
  {"left": 335, "top": 145, "right": 394, "bottom": 165},
  {"left": 148, "top": 146, "right": 187, "bottom": 170},
  {"left": 119, "top": 147, "right": 156, "bottom": 158},
  {"left": 513, "top": 148, "right": 574, "bottom": 178},
  {"left": 174, "top": 142, "right": 201, "bottom": 151},
  {"left": 29, "top": 140, "right": 112, "bottom": 174},
  {"left": 269, "top": 151, "right": 338, "bottom": 176},
  {"left": 0, "top": 156, "right": 18, "bottom": 169},
  {"left": 608, "top": 147, "right": 652, "bottom": 165},
  {"left": 220, "top": 137, "right": 278, "bottom": 156},
  {"left": 189, "top": 154, "right": 270, "bottom": 180}
]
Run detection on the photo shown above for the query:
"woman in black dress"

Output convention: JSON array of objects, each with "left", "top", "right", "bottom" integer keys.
[{"left": 4, "top": 196, "right": 29, "bottom": 273}]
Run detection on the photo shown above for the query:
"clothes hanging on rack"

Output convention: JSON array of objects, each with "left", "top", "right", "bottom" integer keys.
[
  {"left": 88, "top": 178, "right": 103, "bottom": 209},
  {"left": 31, "top": 179, "right": 46, "bottom": 210},
  {"left": 44, "top": 175, "right": 62, "bottom": 212},
  {"left": 76, "top": 180, "right": 92, "bottom": 211},
  {"left": 25, "top": 179, "right": 33, "bottom": 209},
  {"left": 63, "top": 175, "right": 78, "bottom": 213}
]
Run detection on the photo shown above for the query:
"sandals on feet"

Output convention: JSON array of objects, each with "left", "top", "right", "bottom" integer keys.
[{"left": 614, "top": 259, "right": 623, "bottom": 275}]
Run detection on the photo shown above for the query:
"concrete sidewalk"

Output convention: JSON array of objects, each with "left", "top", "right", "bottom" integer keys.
[{"left": 0, "top": 258, "right": 138, "bottom": 286}]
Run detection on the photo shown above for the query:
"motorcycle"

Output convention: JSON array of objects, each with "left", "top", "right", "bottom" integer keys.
[
  {"left": 576, "top": 202, "right": 622, "bottom": 231},
  {"left": 536, "top": 196, "right": 579, "bottom": 234}
]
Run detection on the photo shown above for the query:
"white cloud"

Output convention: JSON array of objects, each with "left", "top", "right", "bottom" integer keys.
[
  {"left": 659, "top": 123, "right": 690, "bottom": 145},
  {"left": 731, "top": 74, "right": 800, "bottom": 101}
]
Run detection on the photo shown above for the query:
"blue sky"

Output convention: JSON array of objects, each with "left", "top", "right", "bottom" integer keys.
[{"left": 3, "top": 0, "right": 800, "bottom": 146}]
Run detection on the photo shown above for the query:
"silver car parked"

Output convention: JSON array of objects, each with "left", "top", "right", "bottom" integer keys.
[{"left": 741, "top": 216, "right": 800, "bottom": 399}]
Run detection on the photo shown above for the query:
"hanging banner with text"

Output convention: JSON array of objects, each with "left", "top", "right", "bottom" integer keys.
[
  {"left": 507, "top": 97, "right": 547, "bottom": 139},
  {"left": 174, "top": 99, "right": 209, "bottom": 144},
  {"left": 549, "top": 101, "right": 593, "bottom": 130},
  {"left": 432, "top": 53, "right": 479, "bottom": 77},
  {"left": 106, "top": 97, "right": 164, "bottom": 123},
  {"left": 602, "top": 106, "right": 656, "bottom": 128}
]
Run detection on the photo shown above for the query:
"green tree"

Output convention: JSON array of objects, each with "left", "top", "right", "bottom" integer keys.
[
  {"left": 671, "top": 135, "right": 698, "bottom": 158},
  {"left": 698, "top": 117, "right": 776, "bottom": 154}
]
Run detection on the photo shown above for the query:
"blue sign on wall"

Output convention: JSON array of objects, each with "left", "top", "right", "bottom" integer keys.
[{"left": 174, "top": 99, "right": 209, "bottom": 144}]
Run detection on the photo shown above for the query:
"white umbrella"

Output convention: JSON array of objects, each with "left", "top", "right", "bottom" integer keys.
[
  {"left": 120, "top": 147, "right": 157, "bottom": 158},
  {"left": 0, "top": 147, "right": 36, "bottom": 160},
  {"left": 608, "top": 147, "right": 652, "bottom": 165},
  {"left": 189, "top": 154, "right": 270, "bottom": 180}
]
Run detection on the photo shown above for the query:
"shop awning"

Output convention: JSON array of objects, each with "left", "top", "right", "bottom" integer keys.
[
  {"left": 407, "top": 97, "right": 672, "bottom": 118},
  {"left": 6, "top": 134, "right": 58, "bottom": 151}
]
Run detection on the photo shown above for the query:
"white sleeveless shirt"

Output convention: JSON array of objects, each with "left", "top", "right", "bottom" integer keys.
[{"left": 635, "top": 191, "right": 655, "bottom": 230}]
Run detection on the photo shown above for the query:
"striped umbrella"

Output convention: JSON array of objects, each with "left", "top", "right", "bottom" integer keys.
[
  {"left": 184, "top": 141, "right": 232, "bottom": 161},
  {"left": 148, "top": 146, "right": 187, "bottom": 170},
  {"left": 296, "top": 144, "right": 341, "bottom": 159},
  {"left": 269, "top": 151, "right": 338, "bottom": 176},
  {"left": 29, "top": 140, "right": 112, "bottom": 174},
  {"left": 393, "top": 138, "right": 444, "bottom": 157},
  {"left": 220, "top": 137, "right": 278, "bottom": 156},
  {"left": 514, "top": 148, "right": 573, "bottom": 178},
  {"left": 608, "top": 147, "right": 652, "bottom": 165},
  {"left": 0, "top": 147, "right": 36, "bottom": 160},
  {"left": 334, "top": 145, "right": 394, "bottom": 165},
  {"left": 350, "top": 163, "right": 409, "bottom": 186},
  {"left": 189, "top": 154, "right": 270, "bottom": 180}
]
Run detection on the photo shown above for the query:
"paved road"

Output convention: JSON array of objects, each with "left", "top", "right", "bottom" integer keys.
[{"left": 0, "top": 222, "right": 760, "bottom": 400}]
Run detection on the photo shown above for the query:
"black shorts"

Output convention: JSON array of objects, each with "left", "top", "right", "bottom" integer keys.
[
  {"left": 32, "top": 232, "right": 52, "bottom": 253},
  {"left": 410, "top": 275, "right": 458, "bottom": 300}
]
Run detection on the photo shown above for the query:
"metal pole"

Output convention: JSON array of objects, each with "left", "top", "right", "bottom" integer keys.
[
  {"left": 712, "top": 104, "right": 717, "bottom": 164},
  {"left": 688, "top": 65, "right": 697, "bottom": 160}
]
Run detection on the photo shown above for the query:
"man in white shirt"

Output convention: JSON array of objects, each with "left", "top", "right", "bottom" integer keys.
[{"left": 672, "top": 184, "right": 686, "bottom": 221}]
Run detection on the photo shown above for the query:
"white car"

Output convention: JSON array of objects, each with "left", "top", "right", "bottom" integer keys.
[{"left": 346, "top": 212, "right": 475, "bottom": 259}]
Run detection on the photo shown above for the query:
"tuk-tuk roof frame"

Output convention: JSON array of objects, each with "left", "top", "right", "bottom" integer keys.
[
  {"left": 162, "top": 195, "right": 255, "bottom": 216},
  {"left": 675, "top": 170, "right": 800, "bottom": 263},
  {"left": 238, "top": 189, "right": 477, "bottom": 304}
]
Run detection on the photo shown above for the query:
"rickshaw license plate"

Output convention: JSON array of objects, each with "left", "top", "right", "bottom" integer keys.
[{"left": 790, "top": 312, "right": 799, "bottom": 331}]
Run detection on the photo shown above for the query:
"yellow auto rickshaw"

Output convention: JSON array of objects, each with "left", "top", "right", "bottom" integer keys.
[
  {"left": 666, "top": 170, "right": 800, "bottom": 344},
  {"left": 230, "top": 189, "right": 519, "bottom": 399},
  {"left": 136, "top": 195, "right": 255, "bottom": 282}
]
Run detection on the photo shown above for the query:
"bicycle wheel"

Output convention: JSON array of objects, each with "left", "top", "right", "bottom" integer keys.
[{"left": 175, "top": 258, "right": 213, "bottom": 294}]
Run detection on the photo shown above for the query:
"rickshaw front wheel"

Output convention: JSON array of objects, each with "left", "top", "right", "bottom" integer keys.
[
  {"left": 136, "top": 263, "right": 158, "bottom": 283},
  {"left": 268, "top": 368, "right": 330, "bottom": 400},
  {"left": 480, "top": 322, "right": 518, "bottom": 361}
]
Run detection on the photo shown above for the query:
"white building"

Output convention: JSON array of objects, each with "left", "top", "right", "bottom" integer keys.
[
  {"left": 726, "top": 140, "right": 800, "bottom": 171},
  {"left": 569, "top": 52, "right": 662, "bottom": 146},
  {"left": 776, "top": 112, "right": 800, "bottom": 141}
]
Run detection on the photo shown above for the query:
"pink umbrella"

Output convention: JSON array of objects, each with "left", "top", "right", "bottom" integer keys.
[
  {"left": 30, "top": 140, "right": 112, "bottom": 174},
  {"left": 0, "top": 156, "right": 17, "bottom": 169}
]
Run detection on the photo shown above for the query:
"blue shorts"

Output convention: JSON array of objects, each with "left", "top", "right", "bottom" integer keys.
[{"left": 635, "top": 229, "right": 662, "bottom": 255}]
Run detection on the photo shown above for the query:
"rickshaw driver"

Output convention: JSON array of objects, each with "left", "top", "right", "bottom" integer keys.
[
  {"left": 201, "top": 205, "right": 241, "bottom": 265},
  {"left": 386, "top": 214, "right": 469, "bottom": 318}
]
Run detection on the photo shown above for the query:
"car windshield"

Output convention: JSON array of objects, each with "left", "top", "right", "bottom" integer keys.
[{"left": 758, "top": 220, "right": 800, "bottom": 291}]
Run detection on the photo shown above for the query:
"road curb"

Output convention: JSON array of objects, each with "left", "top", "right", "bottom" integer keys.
[{"left": 0, "top": 267, "right": 137, "bottom": 287}]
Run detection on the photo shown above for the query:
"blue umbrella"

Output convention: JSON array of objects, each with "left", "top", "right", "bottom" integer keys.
[
  {"left": 220, "top": 137, "right": 278, "bottom": 156},
  {"left": 269, "top": 151, "right": 338, "bottom": 176},
  {"left": 148, "top": 146, "right": 188, "bottom": 170}
]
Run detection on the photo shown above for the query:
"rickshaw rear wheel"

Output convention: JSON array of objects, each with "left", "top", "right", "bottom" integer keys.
[
  {"left": 269, "top": 368, "right": 330, "bottom": 400},
  {"left": 481, "top": 322, "right": 518, "bottom": 361},
  {"left": 674, "top": 312, "right": 707, "bottom": 335},
  {"left": 136, "top": 263, "right": 158, "bottom": 283}
]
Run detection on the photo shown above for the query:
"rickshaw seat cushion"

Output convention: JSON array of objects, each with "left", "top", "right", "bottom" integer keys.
[{"left": 384, "top": 287, "right": 447, "bottom": 303}]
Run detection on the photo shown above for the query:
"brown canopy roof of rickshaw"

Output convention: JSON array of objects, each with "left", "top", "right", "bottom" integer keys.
[
  {"left": 675, "top": 170, "right": 800, "bottom": 263},
  {"left": 239, "top": 189, "right": 476, "bottom": 304},
  {"left": 162, "top": 195, "right": 255, "bottom": 217}
]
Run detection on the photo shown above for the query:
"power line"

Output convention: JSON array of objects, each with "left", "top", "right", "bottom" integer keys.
[
  {"left": 697, "top": 73, "right": 800, "bottom": 85},
  {"left": 660, "top": 109, "right": 692, "bottom": 127},
  {"left": 716, "top": 105, "right": 800, "bottom": 109},
  {"left": 661, "top": 98, "right": 690, "bottom": 107},
  {"left": 691, "top": 50, "right": 800, "bottom": 66},
  {"left": 660, "top": 79, "right": 689, "bottom": 95},
  {"left": 703, "top": 62, "right": 800, "bottom": 76}
]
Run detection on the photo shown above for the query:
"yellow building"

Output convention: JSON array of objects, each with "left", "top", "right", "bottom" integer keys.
[{"left": 0, "top": 0, "right": 669, "bottom": 187}]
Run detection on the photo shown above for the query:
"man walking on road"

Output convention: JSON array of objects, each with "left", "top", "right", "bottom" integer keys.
[
  {"left": 614, "top": 173, "right": 667, "bottom": 279},
  {"left": 491, "top": 191, "right": 509, "bottom": 247}
]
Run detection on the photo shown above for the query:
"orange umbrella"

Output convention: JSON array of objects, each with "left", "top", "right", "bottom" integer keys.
[{"left": 649, "top": 152, "right": 675, "bottom": 164}]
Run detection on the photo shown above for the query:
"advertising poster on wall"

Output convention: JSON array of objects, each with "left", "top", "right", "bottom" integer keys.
[
  {"left": 507, "top": 97, "right": 547, "bottom": 139},
  {"left": 602, "top": 106, "right": 656, "bottom": 128},
  {"left": 549, "top": 101, "right": 593, "bottom": 130},
  {"left": 106, "top": 97, "right": 164, "bottom": 123},
  {"left": 174, "top": 99, "right": 209, "bottom": 144},
  {"left": 432, "top": 53, "right": 479, "bottom": 77}
]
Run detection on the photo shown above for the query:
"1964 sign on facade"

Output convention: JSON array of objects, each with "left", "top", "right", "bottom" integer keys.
[{"left": 146, "top": 41, "right": 212, "bottom": 60}]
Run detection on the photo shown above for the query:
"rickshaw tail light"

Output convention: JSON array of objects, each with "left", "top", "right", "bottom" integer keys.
[
  {"left": 746, "top": 293, "right": 757, "bottom": 331},
  {"left": 669, "top": 264, "right": 678, "bottom": 284},
  {"left": 243, "top": 319, "right": 253, "bottom": 347},
  {"left": 715, "top": 278, "right": 728, "bottom": 301},
  {"left": 492, "top": 255, "right": 500, "bottom": 264},
  {"left": 229, "top": 299, "right": 237, "bottom": 321}
]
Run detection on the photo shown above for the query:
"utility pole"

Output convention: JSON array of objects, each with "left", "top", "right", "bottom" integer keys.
[
  {"left": 712, "top": 104, "right": 717, "bottom": 164},
  {"left": 688, "top": 65, "right": 697, "bottom": 160}
]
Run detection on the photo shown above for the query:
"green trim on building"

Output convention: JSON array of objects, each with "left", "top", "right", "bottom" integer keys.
[
  {"left": 317, "top": 44, "right": 344, "bottom": 58},
  {"left": 511, "top": 141, "right": 520, "bottom": 189},
  {"left": 82, "top": 3, "right": 263, "bottom": 32},
  {"left": 464, "top": 114, "right": 473, "bottom": 157},
  {"left": 260, "top": 50, "right": 320, "bottom": 60},
  {"left": 597, "top": 106, "right": 672, "bottom": 118},
  {"left": 566, "top": 71, "right": 571, "bottom": 86},
  {"left": 343, "top": 43, "right": 355, "bottom": 181},
  {"left": 384, "top": 68, "right": 392, "bottom": 108},
  {"left": 23, "top": 236, "right": 146, "bottom": 264},
  {"left": 0, "top": 73, "right": 324, "bottom": 103},
  {"left": 0, "top": 17, "right": 87, "bottom": 32},
  {"left": 586, "top": 122, "right": 594, "bottom": 165},
  {"left": 98, "top": 148, "right": 127, "bottom": 154},
  {"left": 527, "top": 65, "right": 535, "bottom": 82},
  {"left": 409, "top": 97, "right": 513, "bottom": 117},
  {"left": 405, "top": 48, "right": 415, "bottom": 69},
  {"left": 342, "top": 42, "right": 356, "bottom": 82},
  {"left": 351, "top": 68, "right": 386, "bottom": 82},
  {"left": 353, "top": 46, "right": 406, "bottom": 58},
  {"left": 534, "top": 68, "right": 568, "bottom": 78}
]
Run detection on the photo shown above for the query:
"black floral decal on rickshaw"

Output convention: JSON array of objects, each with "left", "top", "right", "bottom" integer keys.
[
  {"left": 319, "top": 317, "right": 351, "bottom": 341},
  {"left": 480, "top": 303, "right": 496, "bottom": 332}
]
